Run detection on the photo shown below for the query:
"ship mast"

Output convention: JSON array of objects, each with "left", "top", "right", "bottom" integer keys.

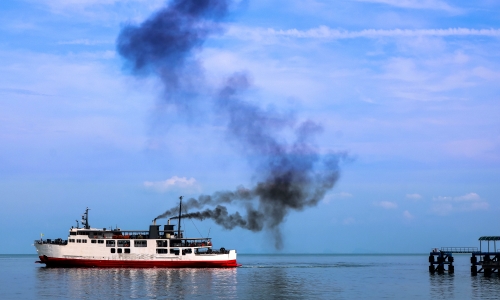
[
  {"left": 82, "top": 207, "right": 90, "bottom": 229},
  {"left": 177, "top": 196, "right": 183, "bottom": 237}
]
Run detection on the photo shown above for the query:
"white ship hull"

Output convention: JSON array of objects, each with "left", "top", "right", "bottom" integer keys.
[{"left": 35, "top": 204, "right": 239, "bottom": 268}]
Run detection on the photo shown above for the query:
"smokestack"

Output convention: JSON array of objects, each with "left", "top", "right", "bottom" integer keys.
[
  {"left": 178, "top": 196, "right": 183, "bottom": 237},
  {"left": 149, "top": 225, "right": 160, "bottom": 239}
]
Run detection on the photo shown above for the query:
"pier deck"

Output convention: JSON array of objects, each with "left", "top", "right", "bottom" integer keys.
[{"left": 429, "top": 236, "right": 500, "bottom": 276}]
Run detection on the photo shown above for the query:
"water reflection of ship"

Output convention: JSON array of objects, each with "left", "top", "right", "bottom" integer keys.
[
  {"left": 36, "top": 266, "right": 238, "bottom": 298},
  {"left": 34, "top": 197, "right": 239, "bottom": 268}
]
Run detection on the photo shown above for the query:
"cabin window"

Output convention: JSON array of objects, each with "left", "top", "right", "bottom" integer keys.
[
  {"left": 82, "top": 240, "right": 87, "bottom": 243},
  {"left": 106, "top": 240, "right": 115, "bottom": 247},
  {"left": 117, "top": 240, "right": 130, "bottom": 247},
  {"left": 70, "top": 232, "right": 76, "bottom": 236},
  {"left": 134, "top": 240, "right": 147, "bottom": 247},
  {"left": 110, "top": 248, "right": 115, "bottom": 253},
  {"left": 98, "top": 240, "right": 104, "bottom": 244},
  {"left": 91, "top": 240, "right": 96, "bottom": 244},
  {"left": 170, "top": 249, "right": 180, "bottom": 255},
  {"left": 117, "top": 248, "right": 122, "bottom": 254},
  {"left": 69, "top": 239, "right": 75, "bottom": 243},
  {"left": 124, "top": 248, "right": 130, "bottom": 254},
  {"left": 156, "top": 249, "right": 169, "bottom": 254},
  {"left": 156, "top": 240, "right": 168, "bottom": 247},
  {"left": 170, "top": 240, "right": 182, "bottom": 247},
  {"left": 77, "top": 239, "right": 81, "bottom": 243}
]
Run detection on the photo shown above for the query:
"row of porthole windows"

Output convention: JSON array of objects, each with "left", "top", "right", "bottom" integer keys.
[
  {"left": 110, "top": 248, "right": 130, "bottom": 254},
  {"left": 156, "top": 248, "right": 193, "bottom": 255},
  {"left": 68, "top": 239, "right": 87, "bottom": 243}
]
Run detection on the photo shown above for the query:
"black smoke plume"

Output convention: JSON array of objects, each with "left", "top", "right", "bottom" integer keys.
[
  {"left": 117, "top": 0, "right": 346, "bottom": 249},
  {"left": 152, "top": 73, "right": 345, "bottom": 248},
  {"left": 117, "top": 0, "right": 229, "bottom": 113}
]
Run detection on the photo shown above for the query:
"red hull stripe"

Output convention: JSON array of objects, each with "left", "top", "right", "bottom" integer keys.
[{"left": 39, "top": 256, "right": 239, "bottom": 268}]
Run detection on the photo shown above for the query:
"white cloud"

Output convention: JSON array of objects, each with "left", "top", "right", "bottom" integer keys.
[
  {"left": 58, "top": 39, "right": 113, "bottom": 46},
  {"left": 454, "top": 192, "right": 481, "bottom": 202},
  {"left": 353, "top": 0, "right": 460, "bottom": 13},
  {"left": 403, "top": 210, "right": 414, "bottom": 219},
  {"left": 376, "top": 201, "right": 398, "bottom": 209},
  {"left": 144, "top": 176, "right": 199, "bottom": 193},
  {"left": 38, "top": 0, "right": 163, "bottom": 10},
  {"left": 433, "top": 192, "right": 481, "bottom": 202},
  {"left": 323, "top": 192, "right": 353, "bottom": 204},
  {"left": 430, "top": 193, "right": 488, "bottom": 215},
  {"left": 473, "top": 67, "right": 500, "bottom": 80},
  {"left": 227, "top": 26, "right": 500, "bottom": 41},
  {"left": 406, "top": 193, "right": 422, "bottom": 199},
  {"left": 31, "top": 0, "right": 165, "bottom": 21},
  {"left": 331, "top": 192, "right": 353, "bottom": 199},
  {"left": 433, "top": 196, "right": 453, "bottom": 201}
]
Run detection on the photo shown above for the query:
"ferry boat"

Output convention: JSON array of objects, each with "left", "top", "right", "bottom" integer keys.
[{"left": 34, "top": 197, "right": 239, "bottom": 268}]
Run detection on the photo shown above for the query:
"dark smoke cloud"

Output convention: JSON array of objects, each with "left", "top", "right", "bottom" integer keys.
[
  {"left": 117, "top": 0, "right": 229, "bottom": 113},
  {"left": 180, "top": 205, "right": 258, "bottom": 230},
  {"left": 155, "top": 187, "right": 253, "bottom": 220},
  {"left": 118, "top": 0, "right": 346, "bottom": 249},
  {"left": 158, "top": 73, "right": 346, "bottom": 248}
]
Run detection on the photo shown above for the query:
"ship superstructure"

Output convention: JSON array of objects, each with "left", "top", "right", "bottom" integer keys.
[{"left": 34, "top": 198, "right": 238, "bottom": 268}]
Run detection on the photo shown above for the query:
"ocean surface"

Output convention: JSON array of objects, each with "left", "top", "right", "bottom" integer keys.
[{"left": 1, "top": 254, "right": 499, "bottom": 299}]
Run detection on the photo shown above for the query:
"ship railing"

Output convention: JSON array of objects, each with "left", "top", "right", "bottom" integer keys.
[
  {"left": 195, "top": 247, "right": 230, "bottom": 255},
  {"left": 34, "top": 239, "right": 68, "bottom": 245},
  {"left": 180, "top": 240, "right": 213, "bottom": 248},
  {"left": 91, "top": 232, "right": 150, "bottom": 239}
]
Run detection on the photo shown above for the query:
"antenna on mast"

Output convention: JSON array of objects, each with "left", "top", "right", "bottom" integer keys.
[{"left": 81, "top": 207, "right": 90, "bottom": 229}]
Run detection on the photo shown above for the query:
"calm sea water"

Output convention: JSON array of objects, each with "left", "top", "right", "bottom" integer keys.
[{"left": 1, "top": 254, "right": 500, "bottom": 299}]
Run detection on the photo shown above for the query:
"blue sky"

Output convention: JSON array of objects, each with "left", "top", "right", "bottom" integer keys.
[{"left": 1, "top": 0, "right": 500, "bottom": 254}]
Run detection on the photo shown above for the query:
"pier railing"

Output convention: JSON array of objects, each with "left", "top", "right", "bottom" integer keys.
[{"left": 440, "top": 247, "right": 478, "bottom": 253}]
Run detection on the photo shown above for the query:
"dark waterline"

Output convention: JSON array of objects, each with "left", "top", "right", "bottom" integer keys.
[{"left": 1, "top": 254, "right": 500, "bottom": 299}]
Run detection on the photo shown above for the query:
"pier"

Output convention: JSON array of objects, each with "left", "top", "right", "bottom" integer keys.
[{"left": 429, "top": 236, "right": 500, "bottom": 276}]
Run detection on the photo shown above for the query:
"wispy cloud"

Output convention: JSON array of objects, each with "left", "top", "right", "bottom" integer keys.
[
  {"left": 431, "top": 193, "right": 488, "bottom": 215},
  {"left": 376, "top": 201, "right": 398, "bottom": 209},
  {"left": 227, "top": 26, "right": 500, "bottom": 40},
  {"left": 433, "top": 192, "right": 481, "bottom": 202},
  {"left": 406, "top": 193, "right": 422, "bottom": 199},
  {"left": 0, "top": 88, "right": 49, "bottom": 96},
  {"left": 403, "top": 210, "right": 414, "bottom": 220},
  {"left": 37, "top": 0, "right": 163, "bottom": 9},
  {"left": 32, "top": 0, "right": 165, "bottom": 21},
  {"left": 144, "top": 176, "right": 199, "bottom": 193},
  {"left": 454, "top": 192, "right": 481, "bottom": 202},
  {"left": 58, "top": 39, "right": 113, "bottom": 45},
  {"left": 353, "top": 0, "right": 460, "bottom": 13},
  {"left": 323, "top": 192, "right": 353, "bottom": 204}
]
